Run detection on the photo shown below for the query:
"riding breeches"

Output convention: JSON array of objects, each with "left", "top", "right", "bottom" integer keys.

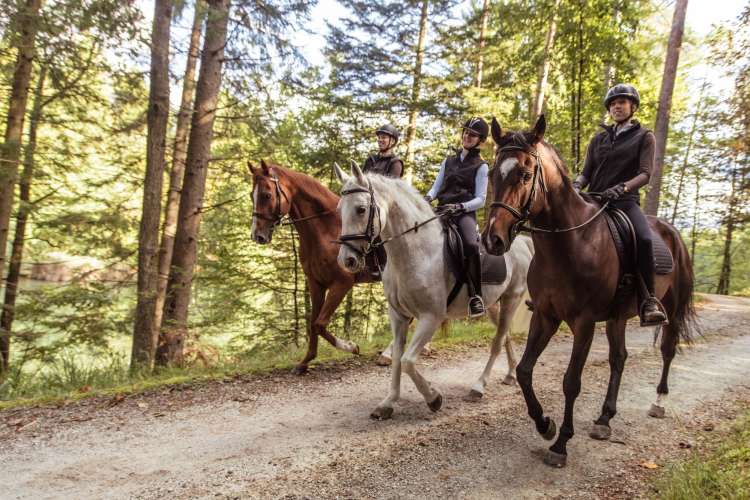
[
  {"left": 610, "top": 199, "right": 655, "bottom": 294},
  {"left": 452, "top": 211, "right": 481, "bottom": 297}
]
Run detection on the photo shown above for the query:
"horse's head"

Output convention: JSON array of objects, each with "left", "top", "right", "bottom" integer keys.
[
  {"left": 483, "top": 115, "right": 548, "bottom": 255},
  {"left": 333, "top": 161, "right": 384, "bottom": 274},
  {"left": 248, "top": 159, "right": 290, "bottom": 244}
]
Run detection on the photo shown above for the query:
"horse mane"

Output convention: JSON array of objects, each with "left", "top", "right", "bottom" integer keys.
[
  {"left": 499, "top": 129, "right": 574, "bottom": 190},
  {"left": 366, "top": 174, "right": 435, "bottom": 218},
  {"left": 268, "top": 163, "right": 340, "bottom": 206}
]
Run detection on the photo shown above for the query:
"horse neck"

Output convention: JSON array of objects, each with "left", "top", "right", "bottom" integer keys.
[{"left": 279, "top": 169, "right": 339, "bottom": 241}]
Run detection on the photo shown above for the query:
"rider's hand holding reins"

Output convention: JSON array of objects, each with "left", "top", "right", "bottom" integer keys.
[{"left": 601, "top": 183, "right": 626, "bottom": 201}]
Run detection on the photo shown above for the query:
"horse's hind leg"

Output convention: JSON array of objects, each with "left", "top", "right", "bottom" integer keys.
[
  {"left": 546, "top": 318, "right": 595, "bottom": 467},
  {"left": 591, "top": 318, "right": 628, "bottom": 440},
  {"left": 466, "top": 294, "right": 522, "bottom": 401},
  {"left": 371, "top": 307, "right": 410, "bottom": 420},
  {"left": 315, "top": 281, "right": 360, "bottom": 354},
  {"left": 650, "top": 320, "right": 678, "bottom": 418},
  {"left": 401, "top": 314, "right": 444, "bottom": 412}
]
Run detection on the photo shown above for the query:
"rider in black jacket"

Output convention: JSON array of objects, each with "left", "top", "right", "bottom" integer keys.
[{"left": 574, "top": 84, "right": 667, "bottom": 326}]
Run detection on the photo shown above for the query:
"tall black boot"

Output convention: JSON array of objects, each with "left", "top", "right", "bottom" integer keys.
[
  {"left": 466, "top": 253, "right": 484, "bottom": 317},
  {"left": 638, "top": 247, "right": 667, "bottom": 326}
]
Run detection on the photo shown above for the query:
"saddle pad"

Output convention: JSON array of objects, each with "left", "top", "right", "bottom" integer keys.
[
  {"left": 480, "top": 245, "right": 507, "bottom": 284},
  {"left": 604, "top": 208, "right": 673, "bottom": 275}
]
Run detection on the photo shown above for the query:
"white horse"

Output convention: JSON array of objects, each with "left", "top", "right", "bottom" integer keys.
[{"left": 334, "top": 164, "right": 533, "bottom": 419}]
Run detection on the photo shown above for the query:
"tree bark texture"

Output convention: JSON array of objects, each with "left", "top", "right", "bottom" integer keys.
[
  {"left": 716, "top": 161, "right": 738, "bottom": 295},
  {"left": 0, "top": 66, "right": 45, "bottom": 375},
  {"left": 644, "top": 0, "right": 688, "bottom": 216},
  {"left": 156, "top": 0, "right": 231, "bottom": 365},
  {"left": 151, "top": 0, "right": 204, "bottom": 357},
  {"left": 131, "top": 0, "right": 174, "bottom": 370},
  {"left": 403, "top": 0, "right": 429, "bottom": 181},
  {"left": 0, "top": 0, "right": 43, "bottom": 294},
  {"left": 532, "top": 0, "right": 559, "bottom": 117},
  {"left": 474, "top": 0, "right": 490, "bottom": 89}
]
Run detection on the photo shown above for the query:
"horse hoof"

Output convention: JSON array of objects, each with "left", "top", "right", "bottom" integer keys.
[
  {"left": 589, "top": 424, "right": 612, "bottom": 441},
  {"left": 502, "top": 374, "right": 517, "bottom": 386},
  {"left": 543, "top": 450, "right": 567, "bottom": 468},
  {"left": 427, "top": 393, "right": 443, "bottom": 412},
  {"left": 291, "top": 365, "right": 308, "bottom": 376},
  {"left": 541, "top": 418, "right": 557, "bottom": 441},
  {"left": 648, "top": 404, "right": 666, "bottom": 419},
  {"left": 375, "top": 355, "right": 392, "bottom": 367},
  {"left": 463, "top": 389, "right": 484, "bottom": 402},
  {"left": 352, "top": 343, "right": 360, "bottom": 355},
  {"left": 370, "top": 406, "right": 393, "bottom": 420}
]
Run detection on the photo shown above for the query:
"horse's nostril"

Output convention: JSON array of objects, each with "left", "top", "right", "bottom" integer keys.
[
  {"left": 491, "top": 234, "right": 505, "bottom": 253},
  {"left": 345, "top": 257, "right": 356, "bottom": 268},
  {"left": 256, "top": 234, "right": 267, "bottom": 244}
]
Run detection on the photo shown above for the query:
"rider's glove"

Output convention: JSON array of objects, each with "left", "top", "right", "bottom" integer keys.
[
  {"left": 572, "top": 180, "right": 583, "bottom": 194},
  {"left": 601, "top": 183, "right": 626, "bottom": 201},
  {"left": 424, "top": 194, "right": 433, "bottom": 203},
  {"left": 444, "top": 203, "right": 464, "bottom": 214}
]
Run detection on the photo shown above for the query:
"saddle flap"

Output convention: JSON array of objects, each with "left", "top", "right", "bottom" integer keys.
[
  {"left": 442, "top": 218, "right": 465, "bottom": 282},
  {"left": 605, "top": 208, "right": 673, "bottom": 276},
  {"left": 480, "top": 244, "right": 508, "bottom": 284}
]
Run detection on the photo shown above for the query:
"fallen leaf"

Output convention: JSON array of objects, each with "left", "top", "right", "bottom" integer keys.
[
  {"left": 639, "top": 461, "right": 659, "bottom": 469},
  {"left": 107, "top": 393, "right": 125, "bottom": 407},
  {"left": 137, "top": 402, "right": 149, "bottom": 409},
  {"left": 16, "top": 419, "right": 38, "bottom": 432},
  {"left": 78, "top": 385, "right": 92, "bottom": 393}
]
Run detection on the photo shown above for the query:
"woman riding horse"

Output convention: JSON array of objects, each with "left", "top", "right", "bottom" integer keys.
[
  {"left": 573, "top": 84, "right": 667, "bottom": 326},
  {"left": 425, "top": 117, "right": 490, "bottom": 317}
]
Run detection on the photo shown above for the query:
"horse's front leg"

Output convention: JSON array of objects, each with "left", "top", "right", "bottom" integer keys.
[
  {"left": 293, "top": 280, "right": 325, "bottom": 375},
  {"left": 545, "top": 317, "right": 595, "bottom": 468},
  {"left": 371, "top": 306, "right": 410, "bottom": 420},
  {"left": 590, "top": 318, "right": 627, "bottom": 440},
  {"left": 401, "top": 314, "right": 444, "bottom": 413},
  {"left": 516, "top": 311, "right": 561, "bottom": 440},
  {"left": 315, "top": 280, "right": 360, "bottom": 355}
]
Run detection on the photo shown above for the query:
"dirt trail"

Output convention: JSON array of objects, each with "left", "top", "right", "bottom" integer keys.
[{"left": 1, "top": 294, "right": 749, "bottom": 499}]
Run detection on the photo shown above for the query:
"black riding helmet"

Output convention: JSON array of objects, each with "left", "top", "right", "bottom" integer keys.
[
  {"left": 604, "top": 84, "right": 640, "bottom": 109},
  {"left": 376, "top": 124, "right": 400, "bottom": 144},
  {"left": 461, "top": 117, "right": 489, "bottom": 141}
]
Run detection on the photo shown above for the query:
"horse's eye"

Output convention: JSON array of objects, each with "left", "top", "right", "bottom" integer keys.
[
  {"left": 356, "top": 206, "right": 366, "bottom": 215},
  {"left": 262, "top": 192, "right": 271, "bottom": 200},
  {"left": 522, "top": 172, "right": 532, "bottom": 183}
]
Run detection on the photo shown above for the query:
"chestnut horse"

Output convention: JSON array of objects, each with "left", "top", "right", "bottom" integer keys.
[
  {"left": 483, "top": 116, "right": 697, "bottom": 468},
  {"left": 249, "top": 160, "right": 374, "bottom": 374}
]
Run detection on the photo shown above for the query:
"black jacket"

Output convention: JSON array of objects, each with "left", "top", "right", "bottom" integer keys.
[{"left": 362, "top": 153, "right": 403, "bottom": 178}]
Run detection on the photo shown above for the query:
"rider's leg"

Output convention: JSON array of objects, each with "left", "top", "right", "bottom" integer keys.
[
  {"left": 456, "top": 212, "right": 484, "bottom": 316},
  {"left": 616, "top": 200, "right": 666, "bottom": 324}
]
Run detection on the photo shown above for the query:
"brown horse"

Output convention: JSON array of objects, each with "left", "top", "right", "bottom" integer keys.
[
  {"left": 482, "top": 116, "right": 697, "bottom": 467},
  {"left": 248, "top": 160, "right": 374, "bottom": 374}
]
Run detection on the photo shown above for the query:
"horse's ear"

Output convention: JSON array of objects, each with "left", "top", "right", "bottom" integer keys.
[
  {"left": 532, "top": 114, "right": 546, "bottom": 143},
  {"left": 247, "top": 161, "right": 258, "bottom": 176},
  {"left": 350, "top": 162, "right": 366, "bottom": 185},
  {"left": 333, "top": 162, "right": 350, "bottom": 183},
  {"left": 260, "top": 158, "right": 270, "bottom": 174},
  {"left": 491, "top": 117, "right": 503, "bottom": 145}
]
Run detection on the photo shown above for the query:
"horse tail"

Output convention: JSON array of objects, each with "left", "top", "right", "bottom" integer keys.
[{"left": 669, "top": 227, "right": 700, "bottom": 345}]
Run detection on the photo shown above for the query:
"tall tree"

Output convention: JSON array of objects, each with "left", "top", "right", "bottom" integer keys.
[
  {"left": 474, "top": 0, "right": 490, "bottom": 89},
  {"left": 157, "top": 0, "right": 231, "bottom": 365},
  {"left": 131, "top": 0, "right": 174, "bottom": 370},
  {"left": 151, "top": 0, "right": 205, "bottom": 358},
  {"left": 0, "top": 0, "right": 43, "bottom": 291},
  {"left": 404, "top": 0, "right": 429, "bottom": 177},
  {"left": 0, "top": 66, "right": 45, "bottom": 375},
  {"left": 532, "top": 0, "right": 560, "bottom": 117},
  {"left": 644, "top": 0, "right": 689, "bottom": 216}
]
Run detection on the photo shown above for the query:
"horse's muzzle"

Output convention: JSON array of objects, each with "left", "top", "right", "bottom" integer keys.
[{"left": 484, "top": 232, "right": 508, "bottom": 256}]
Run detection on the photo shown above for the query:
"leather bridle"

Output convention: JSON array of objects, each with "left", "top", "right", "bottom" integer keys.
[
  {"left": 335, "top": 180, "right": 381, "bottom": 258},
  {"left": 252, "top": 171, "right": 290, "bottom": 228}
]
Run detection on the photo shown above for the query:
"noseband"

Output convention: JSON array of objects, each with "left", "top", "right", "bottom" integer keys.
[
  {"left": 252, "top": 172, "right": 290, "bottom": 228},
  {"left": 335, "top": 180, "right": 381, "bottom": 258},
  {"left": 490, "top": 145, "right": 547, "bottom": 242}
]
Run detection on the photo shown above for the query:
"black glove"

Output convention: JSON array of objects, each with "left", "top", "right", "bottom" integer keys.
[
  {"left": 572, "top": 180, "right": 583, "bottom": 194},
  {"left": 424, "top": 194, "right": 433, "bottom": 203},
  {"left": 441, "top": 203, "right": 463, "bottom": 214},
  {"left": 601, "top": 183, "right": 626, "bottom": 201}
]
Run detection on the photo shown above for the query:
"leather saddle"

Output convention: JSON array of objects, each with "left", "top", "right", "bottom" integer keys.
[
  {"left": 604, "top": 207, "right": 673, "bottom": 292},
  {"left": 443, "top": 217, "right": 507, "bottom": 306}
]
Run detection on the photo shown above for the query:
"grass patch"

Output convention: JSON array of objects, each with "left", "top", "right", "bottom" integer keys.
[
  {"left": 653, "top": 411, "right": 750, "bottom": 499},
  {"left": 0, "top": 319, "right": 512, "bottom": 410}
]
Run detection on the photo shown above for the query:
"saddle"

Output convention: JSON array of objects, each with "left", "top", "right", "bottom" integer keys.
[
  {"left": 443, "top": 217, "right": 507, "bottom": 306},
  {"left": 604, "top": 207, "right": 673, "bottom": 294}
]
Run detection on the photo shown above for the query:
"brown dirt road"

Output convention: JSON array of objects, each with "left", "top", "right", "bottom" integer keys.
[{"left": 1, "top": 294, "right": 749, "bottom": 499}]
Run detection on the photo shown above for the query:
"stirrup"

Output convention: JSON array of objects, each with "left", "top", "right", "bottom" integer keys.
[
  {"left": 639, "top": 296, "right": 668, "bottom": 327},
  {"left": 468, "top": 295, "right": 485, "bottom": 318}
]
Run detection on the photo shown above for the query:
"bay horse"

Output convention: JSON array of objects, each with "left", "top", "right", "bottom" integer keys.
[
  {"left": 483, "top": 115, "right": 697, "bottom": 467},
  {"left": 334, "top": 163, "right": 533, "bottom": 419},
  {"left": 249, "top": 160, "right": 373, "bottom": 374}
]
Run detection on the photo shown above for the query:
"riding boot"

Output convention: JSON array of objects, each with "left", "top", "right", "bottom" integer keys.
[
  {"left": 466, "top": 253, "right": 484, "bottom": 317},
  {"left": 638, "top": 255, "right": 667, "bottom": 326}
]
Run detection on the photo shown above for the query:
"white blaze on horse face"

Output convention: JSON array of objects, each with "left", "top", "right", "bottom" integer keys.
[{"left": 499, "top": 157, "right": 518, "bottom": 181}]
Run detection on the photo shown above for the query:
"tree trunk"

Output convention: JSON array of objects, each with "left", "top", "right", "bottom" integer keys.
[
  {"left": 575, "top": 4, "right": 584, "bottom": 168},
  {"left": 131, "top": 0, "right": 174, "bottom": 371},
  {"left": 156, "top": 0, "right": 231, "bottom": 365},
  {"left": 644, "top": 0, "right": 689, "bottom": 216},
  {"left": 403, "top": 0, "right": 429, "bottom": 181},
  {"left": 716, "top": 159, "right": 737, "bottom": 295},
  {"left": 0, "top": 66, "right": 45, "bottom": 375},
  {"left": 474, "top": 0, "right": 490, "bottom": 89},
  {"left": 690, "top": 168, "right": 700, "bottom": 262},
  {"left": 343, "top": 290, "right": 354, "bottom": 336},
  {"left": 151, "top": 0, "right": 204, "bottom": 357},
  {"left": 670, "top": 80, "right": 706, "bottom": 225},
  {"left": 532, "top": 0, "right": 560, "bottom": 117},
  {"left": 0, "top": 0, "right": 43, "bottom": 292}
]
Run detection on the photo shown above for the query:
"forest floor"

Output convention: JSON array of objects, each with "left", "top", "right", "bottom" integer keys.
[{"left": 1, "top": 293, "right": 749, "bottom": 499}]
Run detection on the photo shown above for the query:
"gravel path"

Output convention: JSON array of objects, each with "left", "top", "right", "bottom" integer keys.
[{"left": 1, "top": 293, "right": 749, "bottom": 499}]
